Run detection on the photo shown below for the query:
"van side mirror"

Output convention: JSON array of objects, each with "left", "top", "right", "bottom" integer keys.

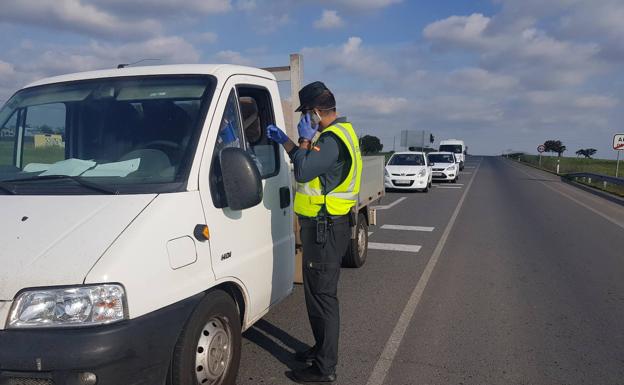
[
  {"left": 219, "top": 147, "right": 263, "bottom": 210},
  {"left": 430, "top": 162, "right": 435, "bottom": 166}
]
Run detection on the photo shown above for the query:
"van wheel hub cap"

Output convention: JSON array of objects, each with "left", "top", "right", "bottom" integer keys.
[{"left": 196, "top": 317, "right": 232, "bottom": 383}]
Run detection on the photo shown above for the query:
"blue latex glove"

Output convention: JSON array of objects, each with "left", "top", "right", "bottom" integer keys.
[
  {"left": 266, "top": 124, "right": 289, "bottom": 144},
  {"left": 219, "top": 121, "right": 237, "bottom": 144},
  {"left": 298, "top": 113, "right": 318, "bottom": 141}
]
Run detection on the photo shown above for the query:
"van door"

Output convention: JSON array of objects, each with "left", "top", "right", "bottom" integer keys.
[{"left": 198, "top": 76, "right": 294, "bottom": 324}]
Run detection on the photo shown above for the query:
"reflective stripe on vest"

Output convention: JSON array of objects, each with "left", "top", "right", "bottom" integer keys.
[{"left": 294, "top": 122, "right": 363, "bottom": 217}]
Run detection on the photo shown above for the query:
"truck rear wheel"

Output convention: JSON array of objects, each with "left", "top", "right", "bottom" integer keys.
[
  {"left": 343, "top": 212, "right": 368, "bottom": 268},
  {"left": 169, "top": 290, "right": 241, "bottom": 385}
]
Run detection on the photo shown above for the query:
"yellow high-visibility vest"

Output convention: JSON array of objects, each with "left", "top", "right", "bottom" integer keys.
[{"left": 294, "top": 122, "right": 363, "bottom": 218}]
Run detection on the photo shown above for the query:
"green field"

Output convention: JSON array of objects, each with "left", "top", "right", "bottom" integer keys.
[
  {"left": 518, "top": 154, "right": 620, "bottom": 176},
  {"left": 510, "top": 154, "right": 624, "bottom": 197},
  {"left": 0, "top": 141, "right": 65, "bottom": 167}
]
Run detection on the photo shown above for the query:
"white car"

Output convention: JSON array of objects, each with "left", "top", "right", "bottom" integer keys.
[
  {"left": 384, "top": 151, "right": 432, "bottom": 192},
  {"left": 428, "top": 152, "right": 459, "bottom": 183}
]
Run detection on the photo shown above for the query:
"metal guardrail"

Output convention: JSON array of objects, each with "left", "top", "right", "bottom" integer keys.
[{"left": 564, "top": 172, "right": 624, "bottom": 186}]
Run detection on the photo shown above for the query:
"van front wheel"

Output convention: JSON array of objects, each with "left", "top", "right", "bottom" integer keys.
[{"left": 170, "top": 290, "right": 241, "bottom": 385}]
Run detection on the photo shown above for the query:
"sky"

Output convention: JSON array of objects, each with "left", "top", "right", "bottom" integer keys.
[{"left": 0, "top": 0, "right": 623, "bottom": 157}]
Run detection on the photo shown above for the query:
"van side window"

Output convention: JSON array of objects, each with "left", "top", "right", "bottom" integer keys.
[
  {"left": 237, "top": 86, "right": 279, "bottom": 179},
  {"left": 23, "top": 103, "right": 67, "bottom": 167},
  {"left": 0, "top": 112, "right": 17, "bottom": 167},
  {"left": 210, "top": 89, "right": 244, "bottom": 208}
]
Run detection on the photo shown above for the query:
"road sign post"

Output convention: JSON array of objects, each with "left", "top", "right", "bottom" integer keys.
[
  {"left": 537, "top": 144, "right": 545, "bottom": 168},
  {"left": 614, "top": 134, "right": 624, "bottom": 178}
]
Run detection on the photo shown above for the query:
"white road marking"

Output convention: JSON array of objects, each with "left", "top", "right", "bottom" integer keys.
[
  {"left": 464, "top": 166, "right": 476, "bottom": 169},
  {"left": 507, "top": 161, "right": 624, "bottom": 230},
  {"left": 372, "top": 197, "right": 406, "bottom": 210},
  {"left": 435, "top": 186, "right": 463, "bottom": 189},
  {"left": 368, "top": 243, "right": 421, "bottom": 253},
  {"left": 460, "top": 172, "right": 472, "bottom": 174},
  {"left": 365, "top": 161, "right": 481, "bottom": 385},
  {"left": 381, "top": 224, "right": 435, "bottom": 232}
]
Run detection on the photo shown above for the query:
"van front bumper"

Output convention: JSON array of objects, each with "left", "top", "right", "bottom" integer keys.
[{"left": 0, "top": 294, "right": 203, "bottom": 385}]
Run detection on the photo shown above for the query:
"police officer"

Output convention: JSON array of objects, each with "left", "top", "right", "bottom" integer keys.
[{"left": 267, "top": 81, "right": 363, "bottom": 383}]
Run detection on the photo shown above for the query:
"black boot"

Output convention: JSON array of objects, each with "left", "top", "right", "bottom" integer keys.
[
  {"left": 294, "top": 346, "right": 317, "bottom": 364},
  {"left": 287, "top": 364, "right": 336, "bottom": 384}
]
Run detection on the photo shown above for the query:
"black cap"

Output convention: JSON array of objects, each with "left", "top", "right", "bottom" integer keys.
[{"left": 295, "top": 81, "right": 329, "bottom": 112}]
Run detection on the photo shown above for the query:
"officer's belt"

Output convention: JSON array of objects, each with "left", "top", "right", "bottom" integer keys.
[{"left": 299, "top": 215, "right": 350, "bottom": 224}]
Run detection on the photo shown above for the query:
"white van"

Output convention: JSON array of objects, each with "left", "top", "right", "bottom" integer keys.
[
  {"left": 439, "top": 139, "right": 466, "bottom": 170},
  {"left": 0, "top": 63, "right": 384, "bottom": 385}
]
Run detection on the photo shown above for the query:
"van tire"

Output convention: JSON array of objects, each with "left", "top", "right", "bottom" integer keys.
[
  {"left": 169, "top": 290, "right": 241, "bottom": 385},
  {"left": 343, "top": 212, "right": 368, "bottom": 268}
]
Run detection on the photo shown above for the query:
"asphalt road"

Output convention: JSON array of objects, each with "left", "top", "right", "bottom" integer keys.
[{"left": 237, "top": 156, "right": 624, "bottom": 385}]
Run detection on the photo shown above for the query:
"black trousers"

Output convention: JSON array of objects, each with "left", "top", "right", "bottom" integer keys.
[{"left": 300, "top": 216, "right": 351, "bottom": 375}]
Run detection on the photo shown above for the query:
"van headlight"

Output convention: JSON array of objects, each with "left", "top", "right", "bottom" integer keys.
[
  {"left": 7, "top": 284, "right": 127, "bottom": 329},
  {"left": 418, "top": 169, "right": 427, "bottom": 177},
  {"left": 446, "top": 165, "right": 456, "bottom": 171}
]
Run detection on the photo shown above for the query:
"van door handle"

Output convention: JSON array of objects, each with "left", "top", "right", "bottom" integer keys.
[{"left": 279, "top": 187, "right": 290, "bottom": 209}]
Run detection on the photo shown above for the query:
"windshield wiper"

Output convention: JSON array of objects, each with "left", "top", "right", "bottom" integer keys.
[{"left": 2, "top": 175, "right": 119, "bottom": 195}]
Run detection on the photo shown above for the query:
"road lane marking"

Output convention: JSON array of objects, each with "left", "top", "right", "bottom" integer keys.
[
  {"left": 372, "top": 197, "right": 406, "bottom": 210},
  {"left": 435, "top": 186, "right": 463, "bottom": 189},
  {"left": 460, "top": 172, "right": 472, "bottom": 174},
  {"left": 506, "top": 161, "right": 624, "bottom": 230},
  {"left": 464, "top": 166, "right": 476, "bottom": 169},
  {"left": 368, "top": 243, "right": 421, "bottom": 253},
  {"left": 381, "top": 225, "right": 434, "bottom": 232},
  {"left": 365, "top": 161, "right": 481, "bottom": 385}
]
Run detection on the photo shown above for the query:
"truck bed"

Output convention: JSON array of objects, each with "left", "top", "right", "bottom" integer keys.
[{"left": 358, "top": 156, "right": 385, "bottom": 209}]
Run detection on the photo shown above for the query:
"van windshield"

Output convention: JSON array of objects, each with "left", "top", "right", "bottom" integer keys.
[
  {"left": 388, "top": 154, "right": 425, "bottom": 166},
  {"left": 0, "top": 76, "right": 215, "bottom": 194},
  {"left": 439, "top": 144, "right": 463, "bottom": 153}
]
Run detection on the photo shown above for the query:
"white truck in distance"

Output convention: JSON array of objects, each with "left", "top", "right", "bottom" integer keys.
[
  {"left": 439, "top": 139, "right": 466, "bottom": 170},
  {"left": 0, "top": 61, "right": 383, "bottom": 385}
]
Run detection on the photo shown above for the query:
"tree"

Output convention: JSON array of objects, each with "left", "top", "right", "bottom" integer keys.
[
  {"left": 543, "top": 140, "right": 567, "bottom": 157},
  {"left": 575, "top": 148, "right": 597, "bottom": 159},
  {"left": 360, "top": 135, "right": 383, "bottom": 155}
]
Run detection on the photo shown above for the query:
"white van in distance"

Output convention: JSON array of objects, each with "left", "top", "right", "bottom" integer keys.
[{"left": 439, "top": 139, "right": 466, "bottom": 170}]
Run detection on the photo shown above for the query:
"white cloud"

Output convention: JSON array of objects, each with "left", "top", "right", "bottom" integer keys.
[
  {"left": 448, "top": 68, "right": 518, "bottom": 91},
  {"left": 424, "top": 13, "right": 602, "bottom": 89},
  {"left": 322, "top": 0, "right": 402, "bottom": 10},
  {"left": 344, "top": 94, "right": 409, "bottom": 115},
  {"left": 197, "top": 32, "right": 218, "bottom": 44},
  {"left": 215, "top": 50, "right": 252, "bottom": 65},
  {"left": 314, "top": 10, "right": 344, "bottom": 29},
  {"left": 0, "top": 61, "right": 16, "bottom": 78},
  {"left": 255, "top": 13, "right": 291, "bottom": 34},
  {"left": 236, "top": 0, "right": 257, "bottom": 11},
  {"left": 574, "top": 95, "right": 619, "bottom": 109},
  {"left": 424, "top": 13, "right": 491, "bottom": 50},
  {"left": 91, "top": 0, "right": 232, "bottom": 15},
  {"left": 0, "top": 0, "right": 161, "bottom": 39}
]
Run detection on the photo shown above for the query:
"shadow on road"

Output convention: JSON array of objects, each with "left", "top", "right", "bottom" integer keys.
[{"left": 243, "top": 319, "right": 309, "bottom": 370}]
